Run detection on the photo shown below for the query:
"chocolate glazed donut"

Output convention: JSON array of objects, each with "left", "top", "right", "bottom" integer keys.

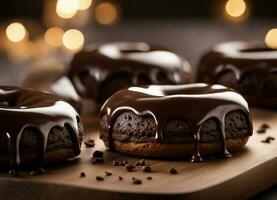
[
  {"left": 52, "top": 42, "right": 192, "bottom": 112},
  {"left": 100, "top": 84, "right": 253, "bottom": 162},
  {"left": 197, "top": 41, "right": 277, "bottom": 109},
  {"left": 0, "top": 86, "right": 82, "bottom": 167}
]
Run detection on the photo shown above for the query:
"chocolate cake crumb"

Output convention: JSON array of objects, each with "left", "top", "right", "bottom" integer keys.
[
  {"left": 135, "top": 159, "right": 146, "bottom": 166},
  {"left": 9, "top": 169, "right": 20, "bottom": 177},
  {"left": 257, "top": 123, "right": 270, "bottom": 134},
  {"left": 93, "top": 150, "right": 104, "bottom": 158},
  {"left": 122, "top": 160, "right": 128, "bottom": 165},
  {"left": 257, "top": 129, "right": 266, "bottom": 134},
  {"left": 142, "top": 165, "right": 151, "bottom": 173},
  {"left": 92, "top": 157, "right": 104, "bottom": 164},
  {"left": 105, "top": 171, "right": 112, "bottom": 176},
  {"left": 126, "top": 164, "right": 136, "bottom": 172},
  {"left": 261, "top": 123, "right": 270, "bottom": 129},
  {"left": 96, "top": 176, "right": 105, "bottom": 181},
  {"left": 84, "top": 139, "right": 95, "bottom": 147},
  {"left": 118, "top": 176, "right": 123, "bottom": 181},
  {"left": 133, "top": 178, "right": 142, "bottom": 185},
  {"left": 80, "top": 172, "right": 86, "bottom": 177},
  {"left": 112, "top": 160, "right": 119, "bottom": 166},
  {"left": 30, "top": 168, "right": 48, "bottom": 176},
  {"left": 169, "top": 168, "right": 178, "bottom": 174},
  {"left": 262, "top": 136, "right": 275, "bottom": 143},
  {"left": 147, "top": 176, "right": 153, "bottom": 180}
]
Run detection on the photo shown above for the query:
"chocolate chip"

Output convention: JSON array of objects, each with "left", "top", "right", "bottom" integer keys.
[
  {"left": 30, "top": 168, "right": 48, "bottom": 176},
  {"left": 118, "top": 176, "right": 123, "bottom": 181},
  {"left": 142, "top": 165, "right": 151, "bottom": 173},
  {"left": 92, "top": 157, "right": 104, "bottom": 164},
  {"left": 261, "top": 123, "right": 270, "bottom": 129},
  {"left": 133, "top": 178, "right": 142, "bottom": 185},
  {"left": 93, "top": 150, "right": 104, "bottom": 158},
  {"left": 112, "top": 160, "right": 119, "bottom": 166},
  {"left": 84, "top": 139, "right": 95, "bottom": 147},
  {"left": 147, "top": 176, "right": 152, "bottom": 180},
  {"left": 80, "top": 172, "right": 86, "bottom": 177},
  {"left": 105, "top": 171, "right": 112, "bottom": 176},
  {"left": 135, "top": 159, "right": 146, "bottom": 166},
  {"left": 96, "top": 176, "right": 104, "bottom": 181},
  {"left": 9, "top": 169, "right": 20, "bottom": 177},
  {"left": 262, "top": 136, "right": 275, "bottom": 143},
  {"left": 257, "top": 128, "right": 266, "bottom": 134},
  {"left": 126, "top": 164, "right": 135, "bottom": 172},
  {"left": 169, "top": 168, "right": 178, "bottom": 174}
]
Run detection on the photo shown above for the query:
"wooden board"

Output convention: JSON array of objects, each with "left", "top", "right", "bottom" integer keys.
[{"left": 0, "top": 108, "right": 277, "bottom": 200}]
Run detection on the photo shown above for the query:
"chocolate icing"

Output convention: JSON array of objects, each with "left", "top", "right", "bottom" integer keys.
[
  {"left": 100, "top": 83, "right": 252, "bottom": 162},
  {"left": 0, "top": 86, "right": 81, "bottom": 167},
  {"left": 197, "top": 41, "right": 277, "bottom": 106},
  {"left": 52, "top": 42, "right": 191, "bottom": 105}
]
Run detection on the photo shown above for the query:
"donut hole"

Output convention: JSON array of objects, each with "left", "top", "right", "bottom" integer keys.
[
  {"left": 78, "top": 70, "right": 98, "bottom": 98},
  {"left": 262, "top": 72, "right": 277, "bottom": 98},
  {"left": 163, "top": 119, "right": 193, "bottom": 143},
  {"left": 136, "top": 72, "right": 152, "bottom": 85},
  {"left": 216, "top": 70, "right": 239, "bottom": 90},
  {"left": 99, "top": 72, "right": 131, "bottom": 102}
]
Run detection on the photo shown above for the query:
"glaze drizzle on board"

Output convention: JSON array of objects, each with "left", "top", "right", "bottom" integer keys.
[
  {"left": 101, "top": 83, "right": 252, "bottom": 162},
  {"left": 0, "top": 86, "right": 81, "bottom": 167}
]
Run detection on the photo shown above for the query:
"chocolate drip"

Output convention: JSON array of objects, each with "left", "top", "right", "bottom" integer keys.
[
  {"left": 0, "top": 86, "right": 81, "bottom": 167},
  {"left": 197, "top": 41, "right": 277, "bottom": 107},
  {"left": 100, "top": 83, "right": 252, "bottom": 162},
  {"left": 52, "top": 42, "right": 191, "bottom": 105}
]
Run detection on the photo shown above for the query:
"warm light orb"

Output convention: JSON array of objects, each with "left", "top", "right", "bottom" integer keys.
[
  {"left": 95, "top": 2, "right": 118, "bottom": 25},
  {"left": 78, "top": 0, "right": 92, "bottom": 10},
  {"left": 265, "top": 29, "right": 277, "bottom": 49},
  {"left": 225, "top": 0, "right": 246, "bottom": 17},
  {"left": 62, "top": 29, "right": 84, "bottom": 51},
  {"left": 56, "top": 0, "right": 79, "bottom": 19},
  {"left": 44, "top": 27, "right": 64, "bottom": 47},
  {"left": 6, "top": 22, "right": 27, "bottom": 43}
]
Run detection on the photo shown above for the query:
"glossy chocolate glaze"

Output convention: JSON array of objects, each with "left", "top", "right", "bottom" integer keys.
[
  {"left": 197, "top": 41, "right": 277, "bottom": 106},
  {"left": 0, "top": 86, "right": 81, "bottom": 167},
  {"left": 100, "top": 83, "right": 252, "bottom": 162},
  {"left": 52, "top": 42, "right": 191, "bottom": 105}
]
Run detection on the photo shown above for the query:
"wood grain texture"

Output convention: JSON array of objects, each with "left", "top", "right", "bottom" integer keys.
[{"left": 0, "top": 108, "right": 276, "bottom": 200}]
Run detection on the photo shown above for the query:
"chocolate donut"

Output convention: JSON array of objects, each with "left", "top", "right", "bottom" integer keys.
[
  {"left": 100, "top": 83, "right": 252, "bottom": 162},
  {"left": 197, "top": 41, "right": 277, "bottom": 109},
  {"left": 0, "top": 86, "right": 82, "bottom": 167},
  {"left": 52, "top": 42, "right": 192, "bottom": 112}
]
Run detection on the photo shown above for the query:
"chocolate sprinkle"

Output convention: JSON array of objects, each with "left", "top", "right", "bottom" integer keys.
[
  {"left": 84, "top": 139, "right": 95, "bottom": 147},
  {"left": 105, "top": 171, "right": 112, "bottom": 176},
  {"left": 80, "top": 172, "right": 86, "bottom": 177},
  {"left": 126, "top": 164, "right": 136, "bottom": 172},
  {"left": 142, "top": 165, "right": 152, "bottom": 173},
  {"left": 93, "top": 150, "right": 104, "bottom": 158},
  {"left": 169, "top": 168, "right": 178, "bottom": 174},
  {"left": 118, "top": 176, "right": 123, "bottom": 181},
  {"left": 133, "top": 178, "right": 142, "bottom": 185},
  {"left": 96, "top": 176, "right": 105, "bottom": 181},
  {"left": 261, "top": 136, "right": 275, "bottom": 143},
  {"left": 147, "top": 176, "right": 153, "bottom": 180}
]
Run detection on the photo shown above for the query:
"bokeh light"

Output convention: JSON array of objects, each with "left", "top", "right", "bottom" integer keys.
[
  {"left": 56, "top": 0, "right": 79, "bottom": 19},
  {"left": 78, "top": 0, "right": 93, "bottom": 10},
  {"left": 62, "top": 29, "right": 84, "bottom": 51},
  {"left": 265, "top": 29, "right": 277, "bottom": 49},
  {"left": 44, "top": 27, "right": 64, "bottom": 47},
  {"left": 95, "top": 2, "right": 119, "bottom": 25},
  {"left": 6, "top": 22, "right": 27, "bottom": 43},
  {"left": 225, "top": 0, "right": 246, "bottom": 17}
]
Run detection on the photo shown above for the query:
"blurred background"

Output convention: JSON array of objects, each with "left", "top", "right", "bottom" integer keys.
[
  {"left": 0, "top": 0, "right": 276, "bottom": 198},
  {"left": 1, "top": 0, "right": 277, "bottom": 85}
]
